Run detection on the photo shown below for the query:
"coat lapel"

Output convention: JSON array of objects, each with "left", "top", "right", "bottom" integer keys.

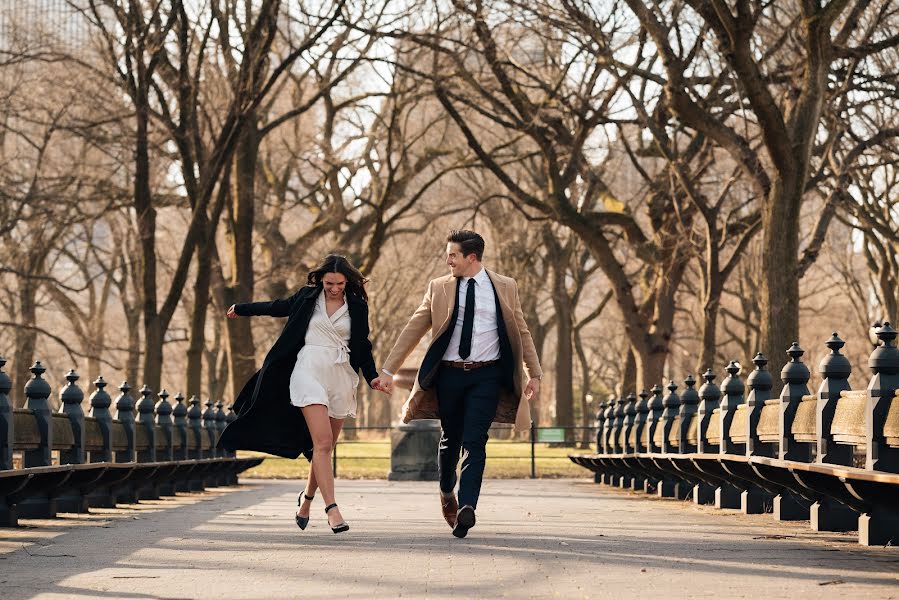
[
  {"left": 295, "top": 285, "right": 319, "bottom": 312},
  {"left": 487, "top": 270, "right": 518, "bottom": 343},
  {"left": 402, "top": 269, "right": 530, "bottom": 430},
  {"left": 436, "top": 276, "right": 457, "bottom": 335}
]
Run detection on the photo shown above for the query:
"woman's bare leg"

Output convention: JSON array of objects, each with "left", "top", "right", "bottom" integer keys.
[
  {"left": 299, "top": 404, "right": 346, "bottom": 526},
  {"left": 296, "top": 469, "right": 316, "bottom": 519},
  {"left": 297, "top": 417, "right": 344, "bottom": 519}
]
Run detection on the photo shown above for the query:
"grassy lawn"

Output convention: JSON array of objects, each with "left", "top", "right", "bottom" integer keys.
[{"left": 238, "top": 440, "right": 593, "bottom": 479}]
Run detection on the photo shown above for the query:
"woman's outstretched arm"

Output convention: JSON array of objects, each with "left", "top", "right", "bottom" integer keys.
[{"left": 227, "top": 288, "right": 305, "bottom": 318}]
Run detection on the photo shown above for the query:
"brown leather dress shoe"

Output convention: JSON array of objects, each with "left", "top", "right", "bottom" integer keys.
[{"left": 440, "top": 492, "right": 458, "bottom": 528}]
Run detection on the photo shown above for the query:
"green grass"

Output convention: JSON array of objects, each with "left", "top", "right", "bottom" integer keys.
[{"left": 238, "top": 440, "right": 593, "bottom": 479}]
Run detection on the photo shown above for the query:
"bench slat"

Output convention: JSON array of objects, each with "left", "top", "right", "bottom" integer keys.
[
  {"left": 653, "top": 419, "right": 667, "bottom": 446},
  {"left": 706, "top": 409, "right": 721, "bottom": 445},
  {"left": 83, "top": 419, "right": 104, "bottom": 451},
  {"left": 685, "top": 415, "right": 698, "bottom": 445},
  {"left": 832, "top": 390, "right": 866, "bottom": 440},
  {"left": 52, "top": 414, "right": 74, "bottom": 449},
  {"left": 884, "top": 392, "right": 899, "bottom": 448},
  {"left": 791, "top": 396, "right": 817, "bottom": 437},
  {"left": 13, "top": 409, "right": 39, "bottom": 448},
  {"left": 730, "top": 405, "right": 748, "bottom": 443},
  {"left": 668, "top": 416, "right": 681, "bottom": 445},
  {"left": 757, "top": 400, "right": 779, "bottom": 442}
]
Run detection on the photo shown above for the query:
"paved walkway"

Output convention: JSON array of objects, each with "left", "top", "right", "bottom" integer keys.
[{"left": 1, "top": 479, "right": 897, "bottom": 599}]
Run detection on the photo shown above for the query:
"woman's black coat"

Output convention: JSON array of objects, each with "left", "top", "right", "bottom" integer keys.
[{"left": 216, "top": 284, "right": 378, "bottom": 459}]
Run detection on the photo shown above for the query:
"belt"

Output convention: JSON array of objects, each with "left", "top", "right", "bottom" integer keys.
[
  {"left": 303, "top": 343, "right": 350, "bottom": 364},
  {"left": 441, "top": 359, "right": 499, "bottom": 371}
]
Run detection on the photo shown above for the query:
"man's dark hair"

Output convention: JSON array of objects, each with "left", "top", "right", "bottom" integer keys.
[{"left": 447, "top": 230, "right": 485, "bottom": 261}]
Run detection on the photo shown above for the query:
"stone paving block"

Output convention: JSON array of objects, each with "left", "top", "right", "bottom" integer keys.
[{"left": 0, "top": 479, "right": 897, "bottom": 599}]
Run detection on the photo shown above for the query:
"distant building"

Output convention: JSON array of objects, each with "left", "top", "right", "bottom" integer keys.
[{"left": 0, "top": 0, "right": 91, "bottom": 51}]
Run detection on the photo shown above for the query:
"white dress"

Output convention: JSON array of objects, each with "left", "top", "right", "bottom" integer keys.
[{"left": 289, "top": 292, "right": 359, "bottom": 418}]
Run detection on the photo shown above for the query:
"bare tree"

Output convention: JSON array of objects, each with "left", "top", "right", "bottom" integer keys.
[
  {"left": 0, "top": 65, "right": 115, "bottom": 399},
  {"left": 839, "top": 157, "right": 899, "bottom": 321},
  {"left": 603, "top": 0, "right": 899, "bottom": 385},
  {"left": 70, "top": 0, "right": 353, "bottom": 393},
  {"left": 384, "top": 1, "right": 702, "bottom": 389}
]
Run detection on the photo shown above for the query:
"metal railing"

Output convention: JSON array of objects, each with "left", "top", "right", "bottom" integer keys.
[
  {"left": 331, "top": 425, "right": 391, "bottom": 478},
  {"left": 331, "top": 423, "right": 597, "bottom": 478}
]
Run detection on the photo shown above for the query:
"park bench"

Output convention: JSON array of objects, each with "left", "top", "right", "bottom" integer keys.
[
  {"left": 0, "top": 358, "right": 263, "bottom": 526},
  {"left": 571, "top": 325, "right": 899, "bottom": 546}
]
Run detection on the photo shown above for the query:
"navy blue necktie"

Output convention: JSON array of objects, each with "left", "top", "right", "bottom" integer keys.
[{"left": 459, "top": 279, "right": 475, "bottom": 359}]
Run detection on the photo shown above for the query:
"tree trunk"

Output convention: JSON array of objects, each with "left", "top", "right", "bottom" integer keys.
[
  {"left": 342, "top": 416, "right": 358, "bottom": 440},
  {"left": 880, "top": 240, "right": 898, "bottom": 322},
  {"left": 551, "top": 261, "right": 575, "bottom": 435},
  {"left": 370, "top": 389, "right": 391, "bottom": 427},
  {"left": 760, "top": 176, "right": 802, "bottom": 391},
  {"left": 184, "top": 167, "right": 231, "bottom": 398},
  {"left": 186, "top": 214, "right": 212, "bottom": 398},
  {"left": 622, "top": 349, "right": 637, "bottom": 397},
  {"left": 358, "top": 216, "right": 387, "bottom": 275},
  {"left": 634, "top": 344, "right": 667, "bottom": 395},
  {"left": 565, "top": 221, "right": 682, "bottom": 400},
  {"left": 85, "top": 322, "right": 104, "bottom": 386},
  {"left": 124, "top": 305, "right": 141, "bottom": 388},
  {"left": 575, "top": 329, "right": 592, "bottom": 449},
  {"left": 206, "top": 331, "right": 230, "bottom": 404},
  {"left": 13, "top": 277, "right": 38, "bottom": 408},
  {"left": 135, "top": 90, "right": 162, "bottom": 392},
  {"left": 226, "top": 119, "right": 259, "bottom": 399},
  {"left": 85, "top": 274, "right": 112, "bottom": 385},
  {"left": 697, "top": 294, "right": 720, "bottom": 374},
  {"left": 142, "top": 317, "right": 163, "bottom": 393}
]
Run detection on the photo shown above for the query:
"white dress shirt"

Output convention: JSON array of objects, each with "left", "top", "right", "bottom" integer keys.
[{"left": 442, "top": 267, "right": 501, "bottom": 362}]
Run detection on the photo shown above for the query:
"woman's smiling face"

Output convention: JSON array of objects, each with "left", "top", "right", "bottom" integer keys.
[{"left": 323, "top": 272, "right": 347, "bottom": 298}]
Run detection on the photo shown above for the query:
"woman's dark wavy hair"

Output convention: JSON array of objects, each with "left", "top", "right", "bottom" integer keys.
[{"left": 306, "top": 254, "right": 369, "bottom": 302}]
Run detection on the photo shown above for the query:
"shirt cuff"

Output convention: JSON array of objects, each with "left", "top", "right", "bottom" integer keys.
[{"left": 381, "top": 368, "right": 394, "bottom": 377}]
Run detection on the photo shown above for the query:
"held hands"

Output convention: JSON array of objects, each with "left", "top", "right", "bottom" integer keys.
[
  {"left": 525, "top": 377, "right": 540, "bottom": 402},
  {"left": 371, "top": 373, "right": 394, "bottom": 395},
  {"left": 226, "top": 304, "right": 238, "bottom": 319}
]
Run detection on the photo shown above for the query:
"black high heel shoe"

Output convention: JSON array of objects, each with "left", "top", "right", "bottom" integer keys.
[
  {"left": 296, "top": 493, "right": 314, "bottom": 530},
  {"left": 325, "top": 503, "right": 349, "bottom": 533}
]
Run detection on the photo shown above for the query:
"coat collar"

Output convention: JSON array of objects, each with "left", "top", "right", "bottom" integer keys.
[
  {"left": 298, "top": 284, "right": 321, "bottom": 299},
  {"left": 466, "top": 267, "right": 491, "bottom": 287},
  {"left": 439, "top": 268, "right": 506, "bottom": 292},
  {"left": 484, "top": 268, "right": 508, "bottom": 293},
  {"left": 437, "top": 268, "right": 513, "bottom": 328},
  {"left": 485, "top": 270, "right": 514, "bottom": 326},
  {"left": 441, "top": 274, "right": 457, "bottom": 297},
  {"left": 346, "top": 289, "right": 367, "bottom": 306}
]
